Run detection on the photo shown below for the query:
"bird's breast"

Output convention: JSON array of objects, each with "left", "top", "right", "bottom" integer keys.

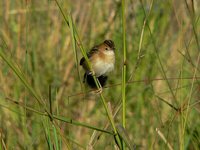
[{"left": 91, "top": 52, "right": 115, "bottom": 77}]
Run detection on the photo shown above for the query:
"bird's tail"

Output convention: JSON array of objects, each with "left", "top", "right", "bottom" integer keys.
[{"left": 84, "top": 73, "right": 108, "bottom": 89}]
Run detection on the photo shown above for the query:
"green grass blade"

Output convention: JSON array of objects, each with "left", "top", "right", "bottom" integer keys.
[{"left": 53, "top": 124, "right": 60, "bottom": 150}]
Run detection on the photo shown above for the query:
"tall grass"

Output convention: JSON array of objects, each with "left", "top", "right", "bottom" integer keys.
[
  {"left": 121, "top": 0, "right": 127, "bottom": 149},
  {"left": 0, "top": 0, "right": 200, "bottom": 149}
]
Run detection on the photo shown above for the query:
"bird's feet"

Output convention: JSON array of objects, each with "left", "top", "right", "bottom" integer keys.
[
  {"left": 95, "top": 78, "right": 103, "bottom": 94},
  {"left": 95, "top": 87, "right": 103, "bottom": 94}
]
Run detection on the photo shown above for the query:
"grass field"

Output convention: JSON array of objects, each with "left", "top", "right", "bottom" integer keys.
[{"left": 0, "top": 0, "right": 200, "bottom": 149}]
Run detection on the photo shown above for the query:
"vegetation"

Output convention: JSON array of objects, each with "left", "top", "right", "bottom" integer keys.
[{"left": 0, "top": 0, "right": 200, "bottom": 149}]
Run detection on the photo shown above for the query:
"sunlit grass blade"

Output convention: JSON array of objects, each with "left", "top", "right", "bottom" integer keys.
[
  {"left": 43, "top": 121, "right": 54, "bottom": 150},
  {"left": 121, "top": 0, "right": 127, "bottom": 149},
  {"left": 53, "top": 124, "right": 60, "bottom": 150},
  {"left": 67, "top": 13, "right": 84, "bottom": 92}
]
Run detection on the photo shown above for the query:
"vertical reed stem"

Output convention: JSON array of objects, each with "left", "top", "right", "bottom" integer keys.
[{"left": 121, "top": 0, "right": 127, "bottom": 149}]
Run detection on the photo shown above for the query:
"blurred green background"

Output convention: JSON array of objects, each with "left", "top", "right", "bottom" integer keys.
[{"left": 0, "top": 0, "right": 200, "bottom": 149}]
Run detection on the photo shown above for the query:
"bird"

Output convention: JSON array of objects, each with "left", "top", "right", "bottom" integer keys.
[{"left": 80, "top": 40, "right": 115, "bottom": 91}]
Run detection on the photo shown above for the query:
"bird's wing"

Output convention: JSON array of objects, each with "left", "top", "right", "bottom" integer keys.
[
  {"left": 79, "top": 46, "right": 98, "bottom": 65},
  {"left": 87, "top": 46, "right": 98, "bottom": 57},
  {"left": 80, "top": 57, "right": 85, "bottom": 65}
]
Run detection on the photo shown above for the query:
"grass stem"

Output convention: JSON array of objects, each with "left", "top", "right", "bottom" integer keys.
[{"left": 121, "top": 0, "right": 127, "bottom": 149}]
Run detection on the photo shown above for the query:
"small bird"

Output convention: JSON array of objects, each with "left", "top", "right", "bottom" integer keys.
[{"left": 80, "top": 40, "right": 115, "bottom": 90}]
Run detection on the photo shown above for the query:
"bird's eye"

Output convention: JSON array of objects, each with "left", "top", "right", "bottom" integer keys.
[{"left": 105, "top": 47, "right": 108, "bottom": 50}]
